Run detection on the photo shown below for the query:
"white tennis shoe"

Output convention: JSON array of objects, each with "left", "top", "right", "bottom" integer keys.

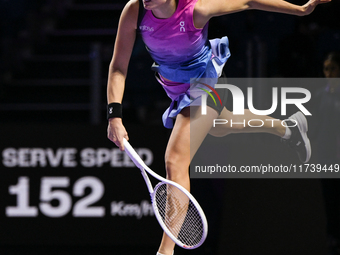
[
  {"left": 156, "top": 252, "right": 174, "bottom": 255},
  {"left": 281, "top": 111, "right": 311, "bottom": 163}
]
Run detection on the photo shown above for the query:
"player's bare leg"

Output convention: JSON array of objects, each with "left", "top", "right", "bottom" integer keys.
[
  {"left": 158, "top": 106, "right": 218, "bottom": 255},
  {"left": 208, "top": 107, "right": 311, "bottom": 162},
  {"left": 209, "top": 108, "right": 286, "bottom": 137}
]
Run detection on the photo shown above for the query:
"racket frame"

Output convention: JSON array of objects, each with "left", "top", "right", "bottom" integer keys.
[{"left": 123, "top": 138, "right": 208, "bottom": 249}]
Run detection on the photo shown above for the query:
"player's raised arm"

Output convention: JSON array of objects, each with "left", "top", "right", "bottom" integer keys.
[
  {"left": 107, "top": 0, "right": 139, "bottom": 150},
  {"left": 248, "top": 0, "right": 332, "bottom": 16},
  {"left": 196, "top": 0, "right": 331, "bottom": 23}
]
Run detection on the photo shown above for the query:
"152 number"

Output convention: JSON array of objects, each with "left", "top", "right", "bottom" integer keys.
[{"left": 6, "top": 176, "right": 105, "bottom": 218}]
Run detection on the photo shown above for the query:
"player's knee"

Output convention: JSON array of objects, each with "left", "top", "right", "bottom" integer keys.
[
  {"left": 164, "top": 153, "right": 189, "bottom": 180},
  {"left": 227, "top": 115, "right": 248, "bottom": 132},
  {"left": 208, "top": 127, "right": 229, "bottom": 137}
]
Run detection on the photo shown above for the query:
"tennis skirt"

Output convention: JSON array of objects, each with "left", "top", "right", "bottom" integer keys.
[{"left": 155, "top": 37, "right": 230, "bottom": 129}]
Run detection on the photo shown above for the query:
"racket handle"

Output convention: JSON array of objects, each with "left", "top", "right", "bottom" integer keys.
[
  {"left": 123, "top": 138, "right": 148, "bottom": 170},
  {"left": 123, "top": 138, "right": 154, "bottom": 194}
]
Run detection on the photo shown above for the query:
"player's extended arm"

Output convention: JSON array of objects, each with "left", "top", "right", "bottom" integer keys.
[
  {"left": 195, "top": 0, "right": 331, "bottom": 27},
  {"left": 107, "top": 0, "right": 138, "bottom": 150},
  {"left": 247, "top": 0, "right": 332, "bottom": 16}
]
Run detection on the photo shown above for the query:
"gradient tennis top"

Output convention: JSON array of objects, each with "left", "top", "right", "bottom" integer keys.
[
  {"left": 139, "top": 0, "right": 231, "bottom": 128},
  {"left": 139, "top": 0, "right": 212, "bottom": 83}
]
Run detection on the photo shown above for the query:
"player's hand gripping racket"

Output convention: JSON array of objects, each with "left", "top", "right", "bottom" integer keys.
[{"left": 123, "top": 138, "right": 208, "bottom": 249}]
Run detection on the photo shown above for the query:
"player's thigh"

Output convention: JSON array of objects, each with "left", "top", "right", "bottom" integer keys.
[
  {"left": 165, "top": 107, "right": 191, "bottom": 167},
  {"left": 208, "top": 106, "right": 234, "bottom": 137},
  {"left": 165, "top": 106, "right": 218, "bottom": 165}
]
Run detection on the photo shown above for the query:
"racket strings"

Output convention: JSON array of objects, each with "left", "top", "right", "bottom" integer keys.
[{"left": 154, "top": 183, "right": 204, "bottom": 247}]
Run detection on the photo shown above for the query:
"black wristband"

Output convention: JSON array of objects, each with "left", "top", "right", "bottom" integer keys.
[{"left": 107, "top": 103, "right": 122, "bottom": 120}]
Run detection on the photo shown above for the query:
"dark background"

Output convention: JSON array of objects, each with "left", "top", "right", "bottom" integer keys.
[{"left": 1, "top": 0, "right": 340, "bottom": 254}]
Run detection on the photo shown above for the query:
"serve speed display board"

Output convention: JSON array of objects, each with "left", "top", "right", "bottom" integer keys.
[{"left": 0, "top": 124, "right": 168, "bottom": 246}]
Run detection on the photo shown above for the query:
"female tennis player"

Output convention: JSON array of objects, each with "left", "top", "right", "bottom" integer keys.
[{"left": 107, "top": 0, "right": 331, "bottom": 254}]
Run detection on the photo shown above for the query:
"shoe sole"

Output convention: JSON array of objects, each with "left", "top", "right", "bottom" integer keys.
[{"left": 289, "top": 111, "right": 311, "bottom": 163}]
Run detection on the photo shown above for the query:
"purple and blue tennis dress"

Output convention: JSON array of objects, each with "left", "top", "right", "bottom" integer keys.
[{"left": 139, "top": 0, "right": 230, "bottom": 128}]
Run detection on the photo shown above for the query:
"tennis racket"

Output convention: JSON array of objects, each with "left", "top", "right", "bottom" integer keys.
[{"left": 123, "top": 138, "right": 208, "bottom": 249}]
